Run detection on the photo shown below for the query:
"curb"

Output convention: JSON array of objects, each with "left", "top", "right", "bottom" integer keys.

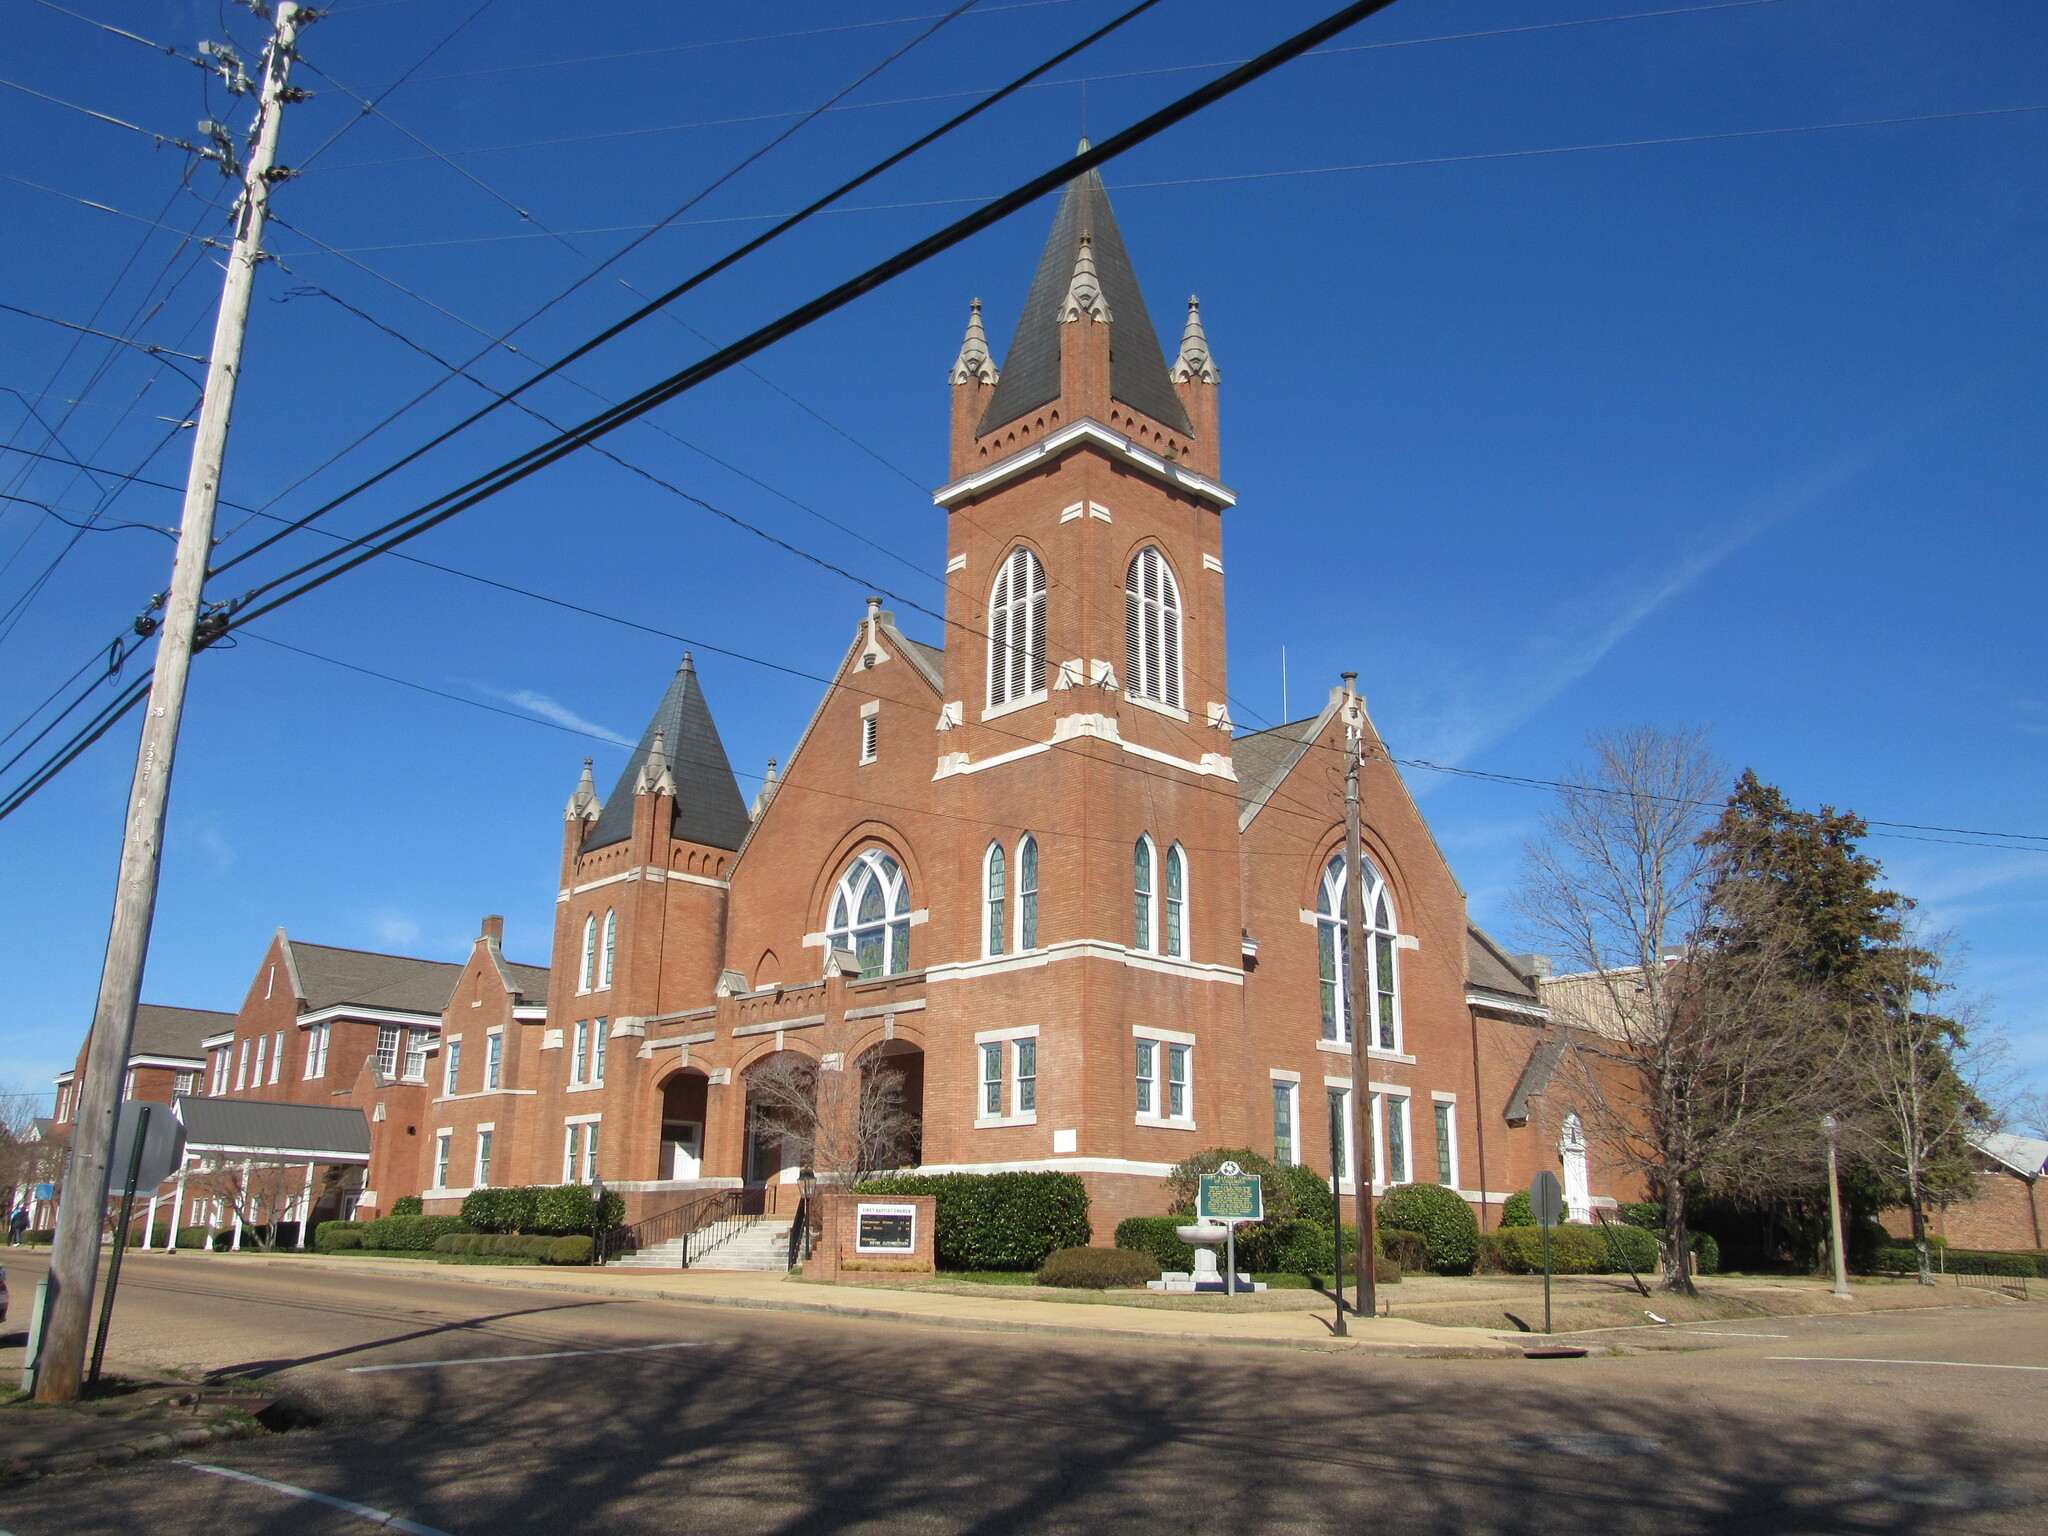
[
  {"left": 0, "top": 1417, "right": 249, "bottom": 1482},
  {"left": 250, "top": 1257, "right": 1513, "bottom": 1356}
]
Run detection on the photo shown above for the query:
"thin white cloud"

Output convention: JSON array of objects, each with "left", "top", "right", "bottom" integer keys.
[{"left": 470, "top": 685, "right": 633, "bottom": 747}]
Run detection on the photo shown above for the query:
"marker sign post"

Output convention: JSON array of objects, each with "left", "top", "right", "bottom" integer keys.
[
  {"left": 1197, "top": 1163, "right": 1264, "bottom": 1297},
  {"left": 1529, "top": 1170, "right": 1565, "bottom": 1334}
]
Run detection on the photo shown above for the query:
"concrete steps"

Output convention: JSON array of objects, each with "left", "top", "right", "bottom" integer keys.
[{"left": 611, "top": 1216, "right": 794, "bottom": 1272}]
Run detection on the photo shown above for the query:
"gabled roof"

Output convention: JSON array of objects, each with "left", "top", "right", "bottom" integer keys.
[
  {"left": 1234, "top": 713, "right": 1326, "bottom": 830},
  {"left": 977, "top": 159, "right": 1191, "bottom": 439},
  {"left": 1467, "top": 925, "right": 1541, "bottom": 1004},
  {"left": 1504, "top": 1036, "right": 1566, "bottom": 1125},
  {"left": 287, "top": 942, "right": 464, "bottom": 1016},
  {"left": 131, "top": 1004, "right": 235, "bottom": 1060},
  {"left": 175, "top": 1096, "right": 372, "bottom": 1159},
  {"left": 586, "top": 653, "right": 751, "bottom": 853},
  {"left": 897, "top": 632, "right": 945, "bottom": 693},
  {"left": 1974, "top": 1131, "right": 2048, "bottom": 1179}
]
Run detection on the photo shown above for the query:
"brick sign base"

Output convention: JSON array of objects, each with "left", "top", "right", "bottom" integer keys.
[{"left": 807, "top": 1192, "right": 936, "bottom": 1283}]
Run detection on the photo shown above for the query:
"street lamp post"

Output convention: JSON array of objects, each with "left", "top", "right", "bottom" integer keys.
[{"left": 1821, "top": 1115, "right": 1853, "bottom": 1301}]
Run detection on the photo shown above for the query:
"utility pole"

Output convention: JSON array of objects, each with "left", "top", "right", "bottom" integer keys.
[
  {"left": 1341, "top": 673, "right": 1379, "bottom": 1320},
  {"left": 34, "top": 0, "right": 306, "bottom": 1404},
  {"left": 1822, "top": 1114, "right": 1854, "bottom": 1302}
]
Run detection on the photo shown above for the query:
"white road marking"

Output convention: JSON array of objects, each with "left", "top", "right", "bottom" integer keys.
[
  {"left": 181, "top": 1463, "right": 451, "bottom": 1535},
  {"left": 1767, "top": 1356, "right": 2048, "bottom": 1371},
  {"left": 348, "top": 1340, "right": 706, "bottom": 1372},
  {"left": 1682, "top": 1330, "right": 1790, "bottom": 1338}
]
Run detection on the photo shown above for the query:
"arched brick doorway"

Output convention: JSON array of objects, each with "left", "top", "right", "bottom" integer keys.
[
  {"left": 859, "top": 1040, "right": 924, "bottom": 1173},
  {"left": 658, "top": 1067, "right": 709, "bottom": 1181}
]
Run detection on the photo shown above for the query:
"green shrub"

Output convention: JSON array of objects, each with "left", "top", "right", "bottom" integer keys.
[
  {"left": 1871, "top": 1245, "right": 2040, "bottom": 1278},
  {"left": 1278, "top": 1163, "right": 1337, "bottom": 1225},
  {"left": 174, "top": 1226, "right": 213, "bottom": 1249},
  {"left": 357, "top": 1214, "right": 471, "bottom": 1251},
  {"left": 1114, "top": 1216, "right": 1193, "bottom": 1272},
  {"left": 1162, "top": 1149, "right": 1296, "bottom": 1220},
  {"left": 1615, "top": 1201, "right": 1662, "bottom": 1229},
  {"left": 1498, "top": 1191, "right": 1534, "bottom": 1228},
  {"left": 545, "top": 1236, "right": 594, "bottom": 1265},
  {"left": 314, "top": 1220, "right": 364, "bottom": 1252},
  {"left": 1484, "top": 1224, "right": 1611, "bottom": 1275},
  {"left": 323, "top": 1229, "right": 364, "bottom": 1251},
  {"left": 390, "top": 1196, "right": 424, "bottom": 1217},
  {"left": 529, "top": 1184, "right": 625, "bottom": 1236},
  {"left": 459, "top": 1186, "right": 537, "bottom": 1234},
  {"left": 1377, "top": 1184, "right": 1479, "bottom": 1274},
  {"left": 853, "top": 1172, "right": 1089, "bottom": 1271},
  {"left": 1691, "top": 1232, "right": 1720, "bottom": 1274},
  {"left": 1378, "top": 1229, "right": 1428, "bottom": 1273},
  {"left": 1596, "top": 1220, "right": 1659, "bottom": 1274},
  {"left": 1036, "top": 1246, "right": 1160, "bottom": 1289}
]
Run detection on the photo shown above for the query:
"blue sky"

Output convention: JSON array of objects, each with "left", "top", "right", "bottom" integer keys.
[{"left": 3, "top": 0, "right": 2044, "bottom": 1110}]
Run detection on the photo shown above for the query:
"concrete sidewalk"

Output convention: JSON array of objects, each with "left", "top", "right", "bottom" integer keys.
[{"left": 195, "top": 1253, "right": 1520, "bottom": 1356}]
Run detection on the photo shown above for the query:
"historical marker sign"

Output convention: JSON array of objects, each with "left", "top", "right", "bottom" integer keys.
[
  {"left": 1198, "top": 1170, "right": 1264, "bottom": 1224},
  {"left": 855, "top": 1202, "right": 917, "bottom": 1253}
]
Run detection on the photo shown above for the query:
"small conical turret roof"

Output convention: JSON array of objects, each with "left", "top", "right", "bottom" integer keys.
[
  {"left": 585, "top": 654, "right": 750, "bottom": 852},
  {"left": 977, "top": 158, "right": 1190, "bottom": 438},
  {"left": 950, "top": 299, "right": 999, "bottom": 385},
  {"left": 1170, "top": 295, "right": 1220, "bottom": 384},
  {"left": 565, "top": 757, "right": 601, "bottom": 821}
]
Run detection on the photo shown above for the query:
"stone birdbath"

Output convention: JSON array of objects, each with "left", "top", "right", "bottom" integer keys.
[{"left": 1175, "top": 1221, "right": 1228, "bottom": 1288}]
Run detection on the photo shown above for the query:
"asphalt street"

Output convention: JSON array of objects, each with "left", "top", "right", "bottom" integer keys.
[{"left": 1, "top": 1253, "right": 2043, "bottom": 1535}]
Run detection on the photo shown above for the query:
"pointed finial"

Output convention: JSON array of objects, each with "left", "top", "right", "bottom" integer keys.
[
  {"left": 1076, "top": 136, "right": 1091, "bottom": 154},
  {"left": 949, "top": 297, "right": 999, "bottom": 385},
  {"left": 1058, "top": 233, "right": 1112, "bottom": 323},
  {"left": 1170, "top": 294, "right": 1220, "bottom": 384},
  {"left": 565, "top": 756, "right": 602, "bottom": 821},
  {"left": 635, "top": 730, "right": 677, "bottom": 797},
  {"left": 750, "top": 757, "right": 781, "bottom": 820}
]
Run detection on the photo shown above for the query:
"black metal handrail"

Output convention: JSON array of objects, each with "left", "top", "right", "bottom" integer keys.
[
  {"left": 602, "top": 1188, "right": 746, "bottom": 1265},
  {"left": 786, "top": 1195, "right": 811, "bottom": 1270}
]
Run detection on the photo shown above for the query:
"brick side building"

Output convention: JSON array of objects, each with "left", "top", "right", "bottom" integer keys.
[{"left": 55, "top": 161, "right": 1639, "bottom": 1239}]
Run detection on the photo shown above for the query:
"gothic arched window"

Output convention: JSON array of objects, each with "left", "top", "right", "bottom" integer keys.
[
  {"left": 827, "top": 849, "right": 914, "bottom": 978},
  {"left": 987, "top": 546, "right": 1047, "bottom": 709},
  {"left": 1124, "top": 547, "right": 1182, "bottom": 709},
  {"left": 984, "top": 842, "right": 1007, "bottom": 958},
  {"left": 1164, "top": 842, "right": 1187, "bottom": 958},
  {"left": 599, "top": 908, "right": 617, "bottom": 989},
  {"left": 579, "top": 914, "right": 597, "bottom": 992},
  {"left": 1133, "top": 835, "right": 1156, "bottom": 952},
  {"left": 1315, "top": 852, "right": 1401, "bottom": 1050},
  {"left": 1016, "top": 833, "right": 1040, "bottom": 951}
]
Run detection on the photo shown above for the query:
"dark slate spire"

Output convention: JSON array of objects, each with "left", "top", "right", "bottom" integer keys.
[
  {"left": 976, "top": 151, "right": 1191, "bottom": 439},
  {"left": 585, "top": 654, "right": 750, "bottom": 852}
]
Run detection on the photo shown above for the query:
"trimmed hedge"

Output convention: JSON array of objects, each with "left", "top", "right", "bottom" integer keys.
[
  {"left": 1482, "top": 1225, "right": 1609, "bottom": 1275},
  {"left": 323, "top": 1229, "right": 364, "bottom": 1251},
  {"left": 852, "top": 1172, "right": 1089, "bottom": 1271},
  {"left": 456, "top": 1185, "right": 623, "bottom": 1236},
  {"left": 314, "top": 1219, "right": 364, "bottom": 1252},
  {"left": 1597, "top": 1220, "right": 1659, "bottom": 1274},
  {"left": 1870, "top": 1245, "right": 2043, "bottom": 1279},
  {"left": 357, "top": 1214, "right": 472, "bottom": 1251},
  {"left": 1114, "top": 1216, "right": 1398, "bottom": 1281},
  {"left": 425, "top": 1232, "right": 593, "bottom": 1264},
  {"left": 390, "top": 1196, "right": 424, "bottom": 1217},
  {"left": 1115, "top": 1216, "right": 1195, "bottom": 1273},
  {"left": 460, "top": 1186, "right": 538, "bottom": 1234},
  {"left": 1036, "top": 1246, "right": 1160, "bottom": 1289},
  {"left": 1377, "top": 1184, "right": 1479, "bottom": 1274},
  {"left": 1498, "top": 1191, "right": 1534, "bottom": 1228}
]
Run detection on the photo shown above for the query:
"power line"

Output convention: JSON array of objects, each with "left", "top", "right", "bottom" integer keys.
[
  {"left": 214, "top": 0, "right": 1411, "bottom": 627},
  {"left": 0, "top": 76, "right": 208, "bottom": 156},
  {"left": 0, "top": 302, "right": 210, "bottom": 367}
]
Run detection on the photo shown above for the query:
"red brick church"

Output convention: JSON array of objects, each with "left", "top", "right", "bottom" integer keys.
[{"left": 54, "top": 163, "right": 1628, "bottom": 1243}]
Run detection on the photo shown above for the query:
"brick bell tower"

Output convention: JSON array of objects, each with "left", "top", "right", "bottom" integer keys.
[{"left": 924, "top": 150, "right": 1244, "bottom": 1223}]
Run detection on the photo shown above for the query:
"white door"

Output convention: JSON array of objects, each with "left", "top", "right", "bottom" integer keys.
[
  {"left": 1560, "top": 1113, "right": 1591, "bottom": 1223},
  {"left": 663, "top": 1122, "right": 702, "bottom": 1180}
]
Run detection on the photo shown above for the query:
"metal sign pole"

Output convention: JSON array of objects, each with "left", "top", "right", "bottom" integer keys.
[
  {"left": 1541, "top": 1219, "right": 1553, "bottom": 1335},
  {"left": 1328, "top": 1100, "right": 1347, "bottom": 1337}
]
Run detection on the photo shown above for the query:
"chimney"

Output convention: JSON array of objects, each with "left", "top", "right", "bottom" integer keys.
[{"left": 481, "top": 915, "right": 504, "bottom": 946}]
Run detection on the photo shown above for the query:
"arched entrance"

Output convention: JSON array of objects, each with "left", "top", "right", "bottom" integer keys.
[
  {"left": 858, "top": 1041, "right": 923, "bottom": 1173},
  {"left": 658, "top": 1068, "right": 709, "bottom": 1181},
  {"left": 742, "top": 1051, "right": 815, "bottom": 1189}
]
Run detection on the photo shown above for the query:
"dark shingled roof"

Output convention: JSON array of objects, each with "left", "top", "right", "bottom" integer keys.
[
  {"left": 1233, "top": 716, "right": 1322, "bottom": 821},
  {"left": 1503, "top": 1037, "right": 1566, "bottom": 1126},
  {"left": 131, "top": 1004, "right": 234, "bottom": 1060},
  {"left": 977, "top": 162, "right": 1191, "bottom": 439},
  {"left": 289, "top": 943, "right": 464, "bottom": 1016},
  {"left": 1466, "top": 925, "right": 1540, "bottom": 1004},
  {"left": 586, "top": 654, "right": 751, "bottom": 853},
  {"left": 898, "top": 634, "right": 945, "bottom": 692},
  {"left": 175, "top": 1096, "right": 373, "bottom": 1158}
]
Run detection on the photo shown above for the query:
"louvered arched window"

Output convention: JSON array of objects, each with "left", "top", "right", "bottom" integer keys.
[
  {"left": 1124, "top": 547, "right": 1182, "bottom": 708},
  {"left": 579, "top": 914, "right": 597, "bottom": 992},
  {"left": 987, "top": 546, "right": 1047, "bottom": 709}
]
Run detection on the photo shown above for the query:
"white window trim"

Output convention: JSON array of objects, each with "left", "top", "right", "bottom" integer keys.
[
  {"left": 1271, "top": 1076, "right": 1300, "bottom": 1166},
  {"left": 1313, "top": 854, "right": 1407, "bottom": 1056},
  {"left": 986, "top": 545, "right": 1048, "bottom": 712},
  {"left": 1381, "top": 1091, "right": 1414, "bottom": 1188},
  {"left": 1130, "top": 1023, "right": 1196, "bottom": 1046},
  {"left": 1014, "top": 832, "right": 1040, "bottom": 953},
  {"left": 1432, "top": 1096, "right": 1460, "bottom": 1189},
  {"left": 1124, "top": 692, "right": 1190, "bottom": 724},
  {"left": 598, "top": 909, "right": 617, "bottom": 990},
  {"left": 1124, "top": 545, "right": 1184, "bottom": 710},
  {"left": 980, "top": 690, "right": 1045, "bottom": 723},
  {"left": 859, "top": 699, "right": 880, "bottom": 764},
  {"left": 579, "top": 913, "right": 597, "bottom": 994},
  {"left": 973, "top": 1026, "right": 1040, "bottom": 1127},
  {"left": 1133, "top": 1028, "right": 1194, "bottom": 1128},
  {"left": 1133, "top": 833, "right": 1159, "bottom": 954},
  {"left": 484, "top": 1029, "right": 504, "bottom": 1091},
  {"left": 1163, "top": 840, "right": 1188, "bottom": 960},
  {"left": 431, "top": 1129, "right": 453, "bottom": 1191},
  {"left": 982, "top": 840, "right": 1007, "bottom": 959},
  {"left": 473, "top": 1123, "right": 496, "bottom": 1188}
]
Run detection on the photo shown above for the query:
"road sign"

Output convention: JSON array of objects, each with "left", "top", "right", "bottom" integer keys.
[
  {"left": 34, "top": 1184, "right": 54, "bottom": 1202},
  {"left": 1529, "top": 1170, "right": 1565, "bottom": 1230},
  {"left": 108, "top": 1101, "right": 185, "bottom": 1195},
  {"left": 1198, "top": 1170, "right": 1264, "bottom": 1223}
]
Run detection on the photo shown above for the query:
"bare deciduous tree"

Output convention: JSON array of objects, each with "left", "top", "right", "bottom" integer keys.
[
  {"left": 743, "top": 1031, "right": 921, "bottom": 1187},
  {"left": 1517, "top": 727, "right": 1834, "bottom": 1295}
]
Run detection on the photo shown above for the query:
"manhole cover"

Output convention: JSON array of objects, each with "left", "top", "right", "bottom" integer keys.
[
  {"left": 1841, "top": 1475, "right": 2040, "bottom": 1510},
  {"left": 1507, "top": 1433, "right": 1663, "bottom": 1460}
]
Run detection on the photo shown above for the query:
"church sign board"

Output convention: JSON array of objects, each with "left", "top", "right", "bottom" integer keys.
[
  {"left": 1197, "top": 1169, "right": 1264, "bottom": 1224},
  {"left": 855, "top": 1202, "right": 918, "bottom": 1254}
]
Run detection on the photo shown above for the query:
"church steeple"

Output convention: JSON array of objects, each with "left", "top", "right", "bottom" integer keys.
[
  {"left": 585, "top": 653, "right": 749, "bottom": 853},
  {"left": 974, "top": 161, "right": 1189, "bottom": 440},
  {"left": 949, "top": 299, "right": 999, "bottom": 386}
]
